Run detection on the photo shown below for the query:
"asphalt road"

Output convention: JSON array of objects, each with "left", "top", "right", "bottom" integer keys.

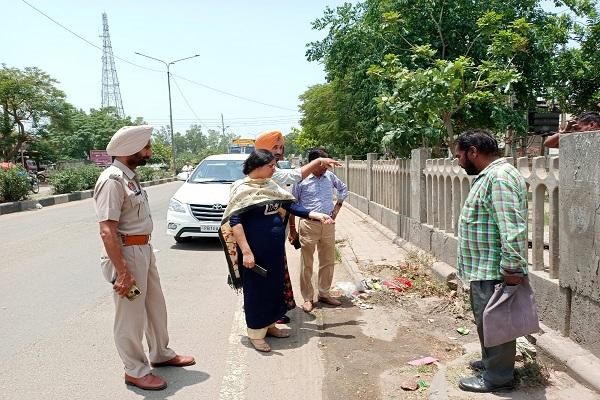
[{"left": 0, "top": 182, "right": 324, "bottom": 400}]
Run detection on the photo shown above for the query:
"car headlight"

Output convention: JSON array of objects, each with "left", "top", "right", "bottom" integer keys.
[{"left": 168, "top": 198, "right": 187, "bottom": 213}]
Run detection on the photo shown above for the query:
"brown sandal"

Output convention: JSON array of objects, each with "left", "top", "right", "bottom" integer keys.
[
  {"left": 249, "top": 338, "right": 271, "bottom": 352},
  {"left": 266, "top": 327, "right": 290, "bottom": 338}
]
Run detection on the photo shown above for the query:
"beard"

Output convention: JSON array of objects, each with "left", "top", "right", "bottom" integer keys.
[
  {"left": 129, "top": 152, "right": 150, "bottom": 167},
  {"left": 463, "top": 157, "right": 479, "bottom": 176}
]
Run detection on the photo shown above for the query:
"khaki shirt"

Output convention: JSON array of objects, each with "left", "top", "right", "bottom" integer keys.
[{"left": 93, "top": 160, "right": 153, "bottom": 235}]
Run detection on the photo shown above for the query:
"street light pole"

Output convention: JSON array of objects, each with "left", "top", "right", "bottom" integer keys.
[{"left": 135, "top": 52, "right": 199, "bottom": 176}]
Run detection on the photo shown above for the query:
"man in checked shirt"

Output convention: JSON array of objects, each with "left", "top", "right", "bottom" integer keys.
[{"left": 454, "top": 130, "right": 528, "bottom": 393}]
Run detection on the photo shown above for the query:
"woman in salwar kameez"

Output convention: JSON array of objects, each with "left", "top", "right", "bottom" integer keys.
[{"left": 219, "top": 150, "right": 334, "bottom": 352}]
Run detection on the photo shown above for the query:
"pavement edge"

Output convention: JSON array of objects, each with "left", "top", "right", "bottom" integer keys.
[{"left": 0, "top": 177, "right": 177, "bottom": 216}]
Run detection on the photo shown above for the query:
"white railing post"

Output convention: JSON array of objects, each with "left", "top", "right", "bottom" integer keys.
[{"left": 410, "top": 148, "right": 431, "bottom": 223}]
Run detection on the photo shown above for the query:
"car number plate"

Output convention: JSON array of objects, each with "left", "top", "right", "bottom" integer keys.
[{"left": 200, "top": 225, "right": 220, "bottom": 233}]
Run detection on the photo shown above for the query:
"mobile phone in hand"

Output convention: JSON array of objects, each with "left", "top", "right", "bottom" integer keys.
[{"left": 251, "top": 264, "right": 267, "bottom": 277}]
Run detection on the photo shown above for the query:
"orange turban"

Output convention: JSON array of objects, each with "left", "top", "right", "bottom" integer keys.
[{"left": 255, "top": 130, "right": 283, "bottom": 150}]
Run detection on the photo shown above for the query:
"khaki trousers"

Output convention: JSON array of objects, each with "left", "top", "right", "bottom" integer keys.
[
  {"left": 299, "top": 219, "right": 336, "bottom": 302},
  {"left": 112, "top": 245, "right": 176, "bottom": 378},
  {"left": 247, "top": 323, "right": 276, "bottom": 340}
]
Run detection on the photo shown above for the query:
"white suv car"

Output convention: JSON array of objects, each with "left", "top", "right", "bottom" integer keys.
[{"left": 166, "top": 153, "right": 248, "bottom": 242}]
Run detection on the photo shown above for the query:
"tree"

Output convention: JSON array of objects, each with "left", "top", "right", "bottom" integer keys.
[
  {"left": 298, "top": 82, "right": 380, "bottom": 158},
  {"left": 284, "top": 127, "right": 303, "bottom": 157},
  {"left": 304, "top": 0, "right": 597, "bottom": 155},
  {"left": 0, "top": 65, "right": 68, "bottom": 161},
  {"left": 184, "top": 124, "right": 207, "bottom": 155},
  {"left": 149, "top": 134, "right": 172, "bottom": 165},
  {"left": 40, "top": 107, "right": 142, "bottom": 161},
  {"left": 368, "top": 13, "right": 529, "bottom": 155}
]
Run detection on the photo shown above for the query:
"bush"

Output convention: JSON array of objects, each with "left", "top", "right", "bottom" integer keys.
[
  {"left": 50, "top": 165, "right": 101, "bottom": 194},
  {"left": 137, "top": 166, "right": 172, "bottom": 182},
  {"left": 78, "top": 164, "right": 102, "bottom": 189},
  {"left": 0, "top": 167, "right": 30, "bottom": 202}
]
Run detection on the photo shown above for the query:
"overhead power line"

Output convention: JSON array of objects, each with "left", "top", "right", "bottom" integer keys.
[
  {"left": 171, "top": 74, "right": 298, "bottom": 112},
  {"left": 20, "top": 0, "right": 163, "bottom": 73},
  {"left": 19, "top": 0, "right": 302, "bottom": 113},
  {"left": 170, "top": 76, "right": 206, "bottom": 126}
]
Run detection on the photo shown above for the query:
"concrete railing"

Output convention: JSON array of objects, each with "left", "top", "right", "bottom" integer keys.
[
  {"left": 335, "top": 136, "right": 600, "bottom": 359},
  {"left": 423, "top": 156, "right": 560, "bottom": 279}
]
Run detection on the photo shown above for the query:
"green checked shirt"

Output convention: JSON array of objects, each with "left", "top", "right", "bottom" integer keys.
[{"left": 457, "top": 158, "right": 528, "bottom": 282}]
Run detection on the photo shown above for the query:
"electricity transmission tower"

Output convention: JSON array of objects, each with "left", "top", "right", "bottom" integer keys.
[{"left": 100, "top": 12, "right": 125, "bottom": 117}]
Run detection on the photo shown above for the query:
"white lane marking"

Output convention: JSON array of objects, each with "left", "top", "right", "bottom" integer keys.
[{"left": 219, "top": 296, "right": 247, "bottom": 400}]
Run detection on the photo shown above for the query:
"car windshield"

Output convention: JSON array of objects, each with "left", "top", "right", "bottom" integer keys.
[
  {"left": 189, "top": 159, "right": 245, "bottom": 183},
  {"left": 277, "top": 160, "right": 292, "bottom": 169}
]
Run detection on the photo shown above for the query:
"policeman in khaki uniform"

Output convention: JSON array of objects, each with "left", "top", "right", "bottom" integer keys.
[{"left": 94, "top": 125, "right": 194, "bottom": 391}]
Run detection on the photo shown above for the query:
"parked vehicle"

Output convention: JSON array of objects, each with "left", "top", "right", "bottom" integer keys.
[
  {"left": 176, "top": 171, "right": 192, "bottom": 181},
  {"left": 166, "top": 153, "right": 248, "bottom": 242},
  {"left": 29, "top": 172, "right": 39, "bottom": 194},
  {"left": 277, "top": 160, "right": 293, "bottom": 169},
  {"left": 228, "top": 138, "right": 255, "bottom": 154}
]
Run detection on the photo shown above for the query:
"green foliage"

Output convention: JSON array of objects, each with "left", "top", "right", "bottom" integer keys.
[
  {"left": 136, "top": 166, "right": 171, "bottom": 182},
  {"left": 371, "top": 52, "right": 524, "bottom": 156},
  {"left": 284, "top": 127, "right": 303, "bottom": 157},
  {"left": 49, "top": 165, "right": 101, "bottom": 194},
  {"left": 303, "top": 0, "right": 599, "bottom": 156},
  {"left": 0, "top": 65, "right": 68, "bottom": 161},
  {"left": 299, "top": 82, "right": 380, "bottom": 158},
  {"left": 153, "top": 125, "right": 239, "bottom": 172},
  {"left": 136, "top": 167, "right": 154, "bottom": 182},
  {"left": 149, "top": 134, "right": 172, "bottom": 166},
  {"left": 41, "top": 107, "right": 143, "bottom": 162},
  {"left": 0, "top": 167, "right": 30, "bottom": 202}
]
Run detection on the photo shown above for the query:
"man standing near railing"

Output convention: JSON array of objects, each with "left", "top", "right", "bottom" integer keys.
[
  {"left": 454, "top": 130, "right": 528, "bottom": 393},
  {"left": 543, "top": 111, "right": 600, "bottom": 148},
  {"left": 288, "top": 147, "right": 348, "bottom": 312}
]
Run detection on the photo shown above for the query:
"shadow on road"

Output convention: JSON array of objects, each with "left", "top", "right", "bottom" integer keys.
[
  {"left": 169, "top": 238, "right": 222, "bottom": 252},
  {"left": 235, "top": 307, "right": 359, "bottom": 357},
  {"left": 126, "top": 369, "right": 210, "bottom": 399}
]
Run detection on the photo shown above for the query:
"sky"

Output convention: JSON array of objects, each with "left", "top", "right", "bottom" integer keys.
[{"left": 3, "top": 0, "right": 349, "bottom": 138}]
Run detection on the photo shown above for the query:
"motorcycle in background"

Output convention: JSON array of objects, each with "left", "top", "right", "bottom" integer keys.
[{"left": 29, "top": 172, "right": 39, "bottom": 194}]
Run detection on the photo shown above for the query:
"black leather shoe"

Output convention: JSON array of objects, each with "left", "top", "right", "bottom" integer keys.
[
  {"left": 469, "top": 360, "right": 485, "bottom": 371},
  {"left": 459, "top": 376, "right": 514, "bottom": 393}
]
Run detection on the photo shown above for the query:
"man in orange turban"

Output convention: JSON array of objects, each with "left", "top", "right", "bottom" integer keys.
[
  {"left": 255, "top": 130, "right": 341, "bottom": 185},
  {"left": 254, "top": 130, "right": 341, "bottom": 323}
]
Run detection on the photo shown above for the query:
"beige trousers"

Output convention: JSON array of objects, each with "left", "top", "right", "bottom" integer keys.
[
  {"left": 112, "top": 245, "right": 176, "bottom": 378},
  {"left": 247, "top": 323, "right": 276, "bottom": 340},
  {"left": 299, "top": 219, "right": 336, "bottom": 302}
]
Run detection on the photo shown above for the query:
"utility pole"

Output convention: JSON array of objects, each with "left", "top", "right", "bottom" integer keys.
[
  {"left": 221, "top": 113, "right": 226, "bottom": 135},
  {"left": 135, "top": 52, "right": 199, "bottom": 175}
]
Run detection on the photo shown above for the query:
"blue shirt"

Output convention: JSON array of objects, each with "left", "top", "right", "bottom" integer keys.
[{"left": 292, "top": 170, "right": 348, "bottom": 215}]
